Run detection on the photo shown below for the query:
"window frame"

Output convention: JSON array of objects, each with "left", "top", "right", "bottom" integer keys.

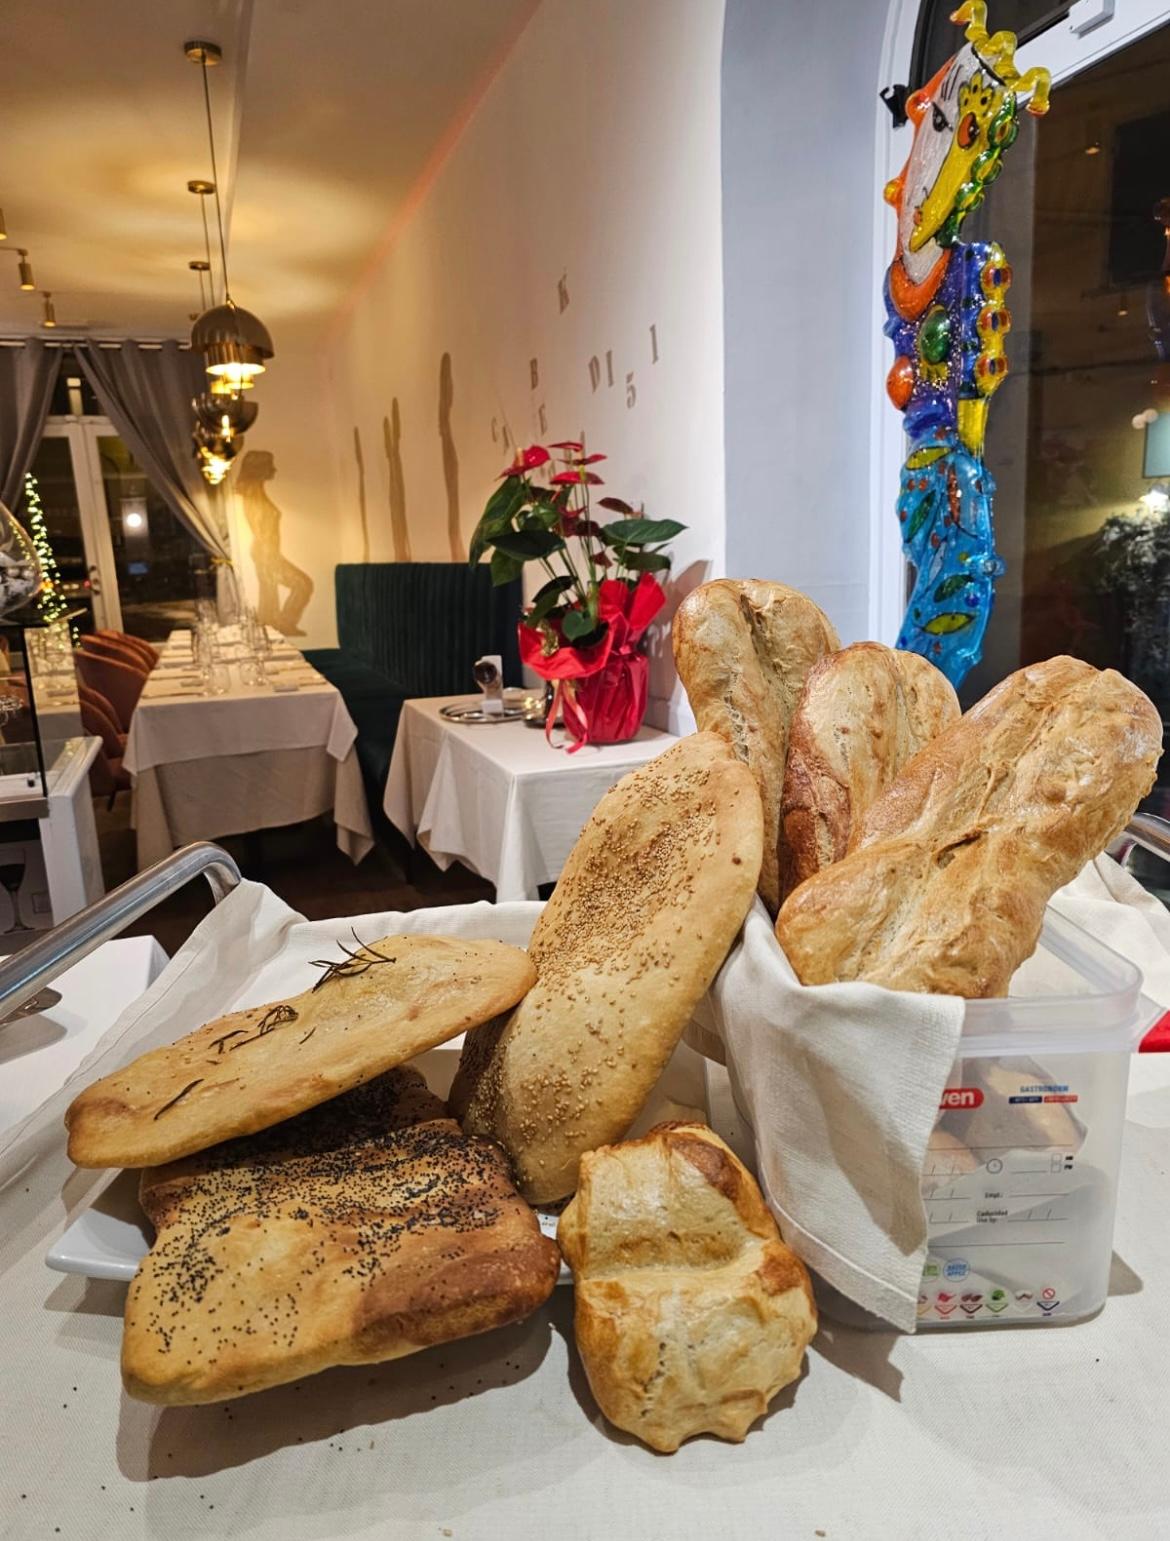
[{"left": 868, "top": 0, "right": 1170, "bottom": 644}]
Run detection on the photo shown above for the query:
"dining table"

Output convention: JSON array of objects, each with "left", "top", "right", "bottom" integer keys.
[
  {"left": 384, "top": 695, "right": 678, "bottom": 900},
  {"left": 125, "top": 626, "right": 373, "bottom": 870}
]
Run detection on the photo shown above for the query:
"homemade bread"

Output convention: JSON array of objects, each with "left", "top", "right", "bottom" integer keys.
[
  {"left": 558, "top": 1123, "right": 816, "bottom": 1453},
  {"left": 67, "top": 933, "right": 536, "bottom": 1168},
  {"left": 123, "top": 1068, "right": 560, "bottom": 1405},
  {"left": 450, "top": 732, "right": 763, "bottom": 1203},
  {"left": 672, "top": 579, "right": 839, "bottom": 912},
  {"left": 776, "top": 657, "right": 1161, "bottom": 996},
  {"left": 780, "top": 643, "right": 959, "bottom": 896}
]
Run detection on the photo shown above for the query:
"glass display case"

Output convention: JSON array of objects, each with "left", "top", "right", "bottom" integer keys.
[{"left": 0, "top": 614, "right": 85, "bottom": 818}]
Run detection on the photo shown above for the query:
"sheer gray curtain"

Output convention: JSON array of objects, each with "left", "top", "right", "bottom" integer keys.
[
  {"left": 75, "top": 340, "right": 230, "bottom": 561},
  {"left": 0, "top": 341, "right": 62, "bottom": 512}
]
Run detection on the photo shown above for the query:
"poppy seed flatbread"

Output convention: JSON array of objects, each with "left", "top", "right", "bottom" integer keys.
[
  {"left": 123, "top": 1069, "right": 560, "bottom": 1405},
  {"left": 66, "top": 933, "right": 536, "bottom": 1169}
]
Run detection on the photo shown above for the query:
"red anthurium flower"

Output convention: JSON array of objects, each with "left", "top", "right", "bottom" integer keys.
[
  {"left": 551, "top": 469, "right": 604, "bottom": 486},
  {"left": 548, "top": 440, "right": 584, "bottom": 452},
  {"left": 498, "top": 444, "right": 550, "bottom": 477},
  {"left": 573, "top": 453, "right": 607, "bottom": 465}
]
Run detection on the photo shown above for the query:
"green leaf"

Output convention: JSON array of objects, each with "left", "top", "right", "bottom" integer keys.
[
  {"left": 490, "top": 547, "right": 524, "bottom": 586},
  {"left": 904, "top": 495, "right": 935, "bottom": 544},
  {"left": 621, "top": 550, "right": 671, "bottom": 573},
  {"left": 520, "top": 501, "right": 561, "bottom": 532},
  {"left": 601, "top": 517, "right": 686, "bottom": 546},
  {"left": 562, "top": 607, "right": 597, "bottom": 641},
  {"left": 932, "top": 573, "right": 969, "bottom": 602},
  {"left": 527, "top": 575, "right": 576, "bottom": 622},
  {"left": 492, "top": 529, "right": 566, "bottom": 560},
  {"left": 468, "top": 480, "right": 527, "bottom": 566},
  {"left": 923, "top": 611, "right": 975, "bottom": 635}
]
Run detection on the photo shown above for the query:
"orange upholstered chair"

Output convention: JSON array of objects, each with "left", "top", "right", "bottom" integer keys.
[
  {"left": 75, "top": 650, "right": 145, "bottom": 732},
  {"left": 80, "top": 634, "right": 149, "bottom": 674},
  {"left": 97, "top": 630, "right": 159, "bottom": 669}
]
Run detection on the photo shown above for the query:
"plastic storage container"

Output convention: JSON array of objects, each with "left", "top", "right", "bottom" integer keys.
[
  {"left": 915, "top": 910, "right": 1157, "bottom": 1327},
  {"left": 706, "top": 908, "right": 1159, "bottom": 1330}
]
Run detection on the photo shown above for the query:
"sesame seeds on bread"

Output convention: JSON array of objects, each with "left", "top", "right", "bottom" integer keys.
[
  {"left": 123, "top": 1069, "right": 561, "bottom": 1405},
  {"left": 449, "top": 732, "right": 764, "bottom": 1204}
]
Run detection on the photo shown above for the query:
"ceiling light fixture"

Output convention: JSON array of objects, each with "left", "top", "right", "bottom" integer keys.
[
  {"left": 41, "top": 292, "right": 56, "bottom": 329},
  {"left": 17, "top": 249, "right": 34, "bottom": 290},
  {"left": 184, "top": 40, "right": 274, "bottom": 387},
  {"left": 193, "top": 388, "right": 257, "bottom": 437},
  {"left": 188, "top": 257, "right": 211, "bottom": 314},
  {"left": 0, "top": 208, "right": 6, "bottom": 241}
]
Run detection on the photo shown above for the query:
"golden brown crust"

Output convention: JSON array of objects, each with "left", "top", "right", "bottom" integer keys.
[
  {"left": 450, "top": 733, "right": 763, "bottom": 1203},
  {"left": 66, "top": 933, "right": 536, "bottom": 1169},
  {"left": 672, "top": 580, "right": 839, "bottom": 912},
  {"left": 776, "top": 657, "right": 1161, "bottom": 997},
  {"left": 557, "top": 1123, "right": 816, "bottom": 1453},
  {"left": 780, "top": 643, "right": 959, "bottom": 896},
  {"left": 123, "top": 1070, "right": 560, "bottom": 1405}
]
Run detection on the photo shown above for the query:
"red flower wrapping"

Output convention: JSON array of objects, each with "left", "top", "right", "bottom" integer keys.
[{"left": 518, "top": 573, "right": 666, "bottom": 748}]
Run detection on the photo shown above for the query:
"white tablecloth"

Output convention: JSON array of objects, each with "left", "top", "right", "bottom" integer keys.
[
  {"left": 385, "top": 696, "right": 677, "bottom": 899},
  {"left": 0, "top": 887, "right": 1168, "bottom": 1539},
  {"left": 125, "top": 640, "right": 373, "bottom": 869}
]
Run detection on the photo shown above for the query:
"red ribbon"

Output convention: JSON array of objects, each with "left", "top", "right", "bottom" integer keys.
[{"left": 518, "top": 574, "right": 665, "bottom": 750}]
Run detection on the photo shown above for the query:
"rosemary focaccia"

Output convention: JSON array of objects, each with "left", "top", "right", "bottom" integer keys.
[
  {"left": 124, "top": 1068, "right": 561, "bottom": 1405},
  {"left": 66, "top": 933, "right": 536, "bottom": 1169}
]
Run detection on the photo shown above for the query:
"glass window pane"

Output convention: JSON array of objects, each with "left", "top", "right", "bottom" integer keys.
[
  {"left": 910, "top": 2, "right": 1070, "bottom": 91},
  {"left": 95, "top": 436, "right": 205, "bottom": 640},
  {"left": 26, "top": 436, "right": 98, "bottom": 633}
]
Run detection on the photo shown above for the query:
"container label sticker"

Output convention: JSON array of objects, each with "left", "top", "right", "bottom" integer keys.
[{"left": 939, "top": 1086, "right": 984, "bottom": 1110}]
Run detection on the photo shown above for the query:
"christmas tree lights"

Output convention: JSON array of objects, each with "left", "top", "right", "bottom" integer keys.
[{"left": 23, "top": 471, "right": 75, "bottom": 639}]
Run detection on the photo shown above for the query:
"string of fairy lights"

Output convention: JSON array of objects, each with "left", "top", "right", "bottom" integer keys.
[{"left": 23, "top": 470, "right": 78, "bottom": 641}]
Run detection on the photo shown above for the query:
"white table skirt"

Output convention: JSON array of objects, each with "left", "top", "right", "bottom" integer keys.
[
  {"left": 126, "top": 650, "right": 373, "bottom": 869},
  {"left": 385, "top": 696, "right": 677, "bottom": 900},
  {"left": 131, "top": 744, "right": 373, "bottom": 868},
  {"left": 0, "top": 888, "right": 1167, "bottom": 1539}
]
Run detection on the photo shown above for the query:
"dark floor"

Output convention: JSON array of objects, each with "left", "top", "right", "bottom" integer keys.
[{"left": 94, "top": 796, "right": 493, "bottom": 958}]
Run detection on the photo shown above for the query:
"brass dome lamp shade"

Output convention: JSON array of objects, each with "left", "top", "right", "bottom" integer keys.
[
  {"left": 193, "top": 387, "right": 258, "bottom": 437},
  {"left": 184, "top": 39, "right": 274, "bottom": 386},
  {"left": 193, "top": 419, "right": 243, "bottom": 486}
]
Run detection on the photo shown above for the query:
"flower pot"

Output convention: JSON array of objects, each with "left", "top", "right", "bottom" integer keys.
[{"left": 562, "top": 650, "right": 649, "bottom": 747}]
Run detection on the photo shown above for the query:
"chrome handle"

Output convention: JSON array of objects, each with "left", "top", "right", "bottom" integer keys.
[
  {"left": 1107, "top": 812, "right": 1170, "bottom": 869},
  {"left": 0, "top": 841, "right": 241, "bottom": 1024}
]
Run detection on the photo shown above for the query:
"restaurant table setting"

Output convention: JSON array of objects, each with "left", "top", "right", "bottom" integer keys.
[
  {"left": 126, "top": 618, "right": 373, "bottom": 868},
  {"left": 385, "top": 694, "right": 677, "bottom": 900}
]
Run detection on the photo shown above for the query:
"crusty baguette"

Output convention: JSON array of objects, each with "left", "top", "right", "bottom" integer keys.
[
  {"left": 558, "top": 1123, "right": 816, "bottom": 1453},
  {"left": 66, "top": 933, "right": 535, "bottom": 1169},
  {"left": 449, "top": 733, "right": 763, "bottom": 1203},
  {"left": 776, "top": 657, "right": 1161, "bottom": 997},
  {"left": 780, "top": 643, "right": 959, "bottom": 897},
  {"left": 123, "top": 1069, "right": 560, "bottom": 1405},
  {"left": 672, "top": 579, "right": 839, "bottom": 913}
]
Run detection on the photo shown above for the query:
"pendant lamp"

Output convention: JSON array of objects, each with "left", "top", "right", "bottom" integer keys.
[
  {"left": 184, "top": 40, "right": 274, "bottom": 386},
  {"left": 193, "top": 389, "right": 257, "bottom": 437}
]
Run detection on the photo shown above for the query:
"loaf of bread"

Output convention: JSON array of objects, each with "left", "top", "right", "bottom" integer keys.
[
  {"left": 780, "top": 642, "right": 959, "bottom": 897},
  {"left": 122, "top": 1068, "right": 561, "bottom": 1405},
  {"left": 449, "top": 732, "right": 763, "bottom": 1203},
  {"left": 672, "top": 579, "right": 839, "bottom": 912},
  {"left": 557, "top": 1123, "right": 816, "bottom": 1453},
  {"left": 66, "top": 933, "right": 536, "bottom": 1169},
  {"left": 776, "top": 656, "right": 1161, "bottom": 996}
]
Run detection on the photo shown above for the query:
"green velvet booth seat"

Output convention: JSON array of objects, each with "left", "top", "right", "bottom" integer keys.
[{"left": 304, "top": 563, "right": 522, "bottom": 806}]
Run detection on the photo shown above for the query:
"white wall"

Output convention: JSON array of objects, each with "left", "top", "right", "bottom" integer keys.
[{"left": 317, "top": 0, "right": 728, "bottom": 728}]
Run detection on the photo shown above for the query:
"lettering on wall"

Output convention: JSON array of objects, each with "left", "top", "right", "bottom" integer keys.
[
  {"left": 529, "top": 358, "right": 540, "bottom": 390},
  {"left": 588, "top": 356, "right": 601, "bottom": 392},
  {"left": 650, "top": 323, "right": 659, "bottom": 364},
  {"left": 235, "top": 449, "right": 313, "bottom": 635},
  {"left": 557, "top": 273, "right": 570, "bottom": 313},
  {"left": 626, "top": 372, "right": 636, "bottom": 409}
]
